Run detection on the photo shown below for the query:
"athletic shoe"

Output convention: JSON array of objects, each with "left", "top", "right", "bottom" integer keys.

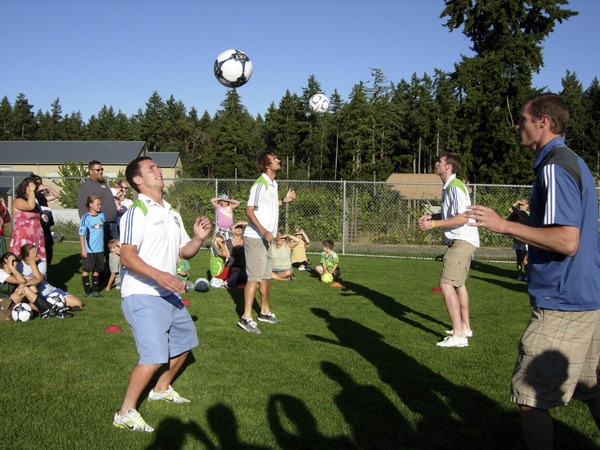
[
  {"left": 257, "top": 312, "right": 278, "bottom": 324},
  {"left": 237, "top": 317, "right": 262, "bottom": 334},
  {"left": 54, "top": 309, "right": 74, "bottom": 319},
  {"left": 149, "top": 385, "right": 190, "bottom": 404},
  {"left": 444, "top": 329, "right": 473, "bottom": 338},
  {"left": 113, "top": 408, "right": 154, "bottom": 432},
  {"left": 436, "top": 335, "right": 469, "bottom": 348},
  {"left": 69, "top": 306, "right": 83, "bottom": 312}
]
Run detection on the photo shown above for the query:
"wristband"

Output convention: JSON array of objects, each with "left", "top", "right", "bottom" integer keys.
[{"left": 431, "top": 220, "right": 435, "bottom": 228}]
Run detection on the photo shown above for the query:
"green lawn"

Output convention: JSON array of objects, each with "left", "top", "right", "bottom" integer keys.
[{"left": 2, "top": 243, "right": 599, "bottom": 449}]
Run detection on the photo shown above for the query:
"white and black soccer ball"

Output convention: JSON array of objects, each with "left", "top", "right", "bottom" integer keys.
[
  {"left": 309, "top": 94, "right": 330, "bottom": 114},
  {"left": 214, "top": 49, "right": 253, "bottom": 88},
  {"left": 185, "top": 281, "right": 195, "bottom": 293},
  {"left": 209, "top": 278, "right": 224, "bottom": 288},
  {"left": 194, "top": 277, "right": 209, "bottom": 292},
  {"left": 12, "top": 303, "right": 33, "bottom": 322},
  {"left": 46, "top": 291, "right": 66, "bottom": 309}
]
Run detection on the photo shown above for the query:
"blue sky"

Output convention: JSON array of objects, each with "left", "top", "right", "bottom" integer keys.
[{"left": 2, "top": 0, "right": 599, "bottom": 121}]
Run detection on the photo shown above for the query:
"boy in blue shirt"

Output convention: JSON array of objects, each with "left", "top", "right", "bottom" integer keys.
[{"left": 79, "top": 195, "right": 106, "bottom": 297}]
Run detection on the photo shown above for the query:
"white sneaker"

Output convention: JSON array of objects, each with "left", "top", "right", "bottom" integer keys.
[
  {"left": 444, "top": 329, "right": 473, "bottom": 338},
  {"left": 113, "top": 408, "right": 154, "bottom": 432},
  {"left": 149, "top": 385, "right": 190, "bottom": 403},
  {"left": 436, "top": 335, "right": 469, "bottom": 348}
]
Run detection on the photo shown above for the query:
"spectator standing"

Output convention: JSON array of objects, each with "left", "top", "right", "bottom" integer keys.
[
  {"left": 466, "top": 93, "right": 600, "bottom": 449},
  {"left": 211, "top": 194, "right": 240, "bottom": 240},
  {"left": 418, "top": 153, "right": 480, "bottom": 348},
  {"left": 10, "top": 177, "right": 46, "bottom": 261},
  {"left": 0, "top": 196, "right": 10, "bottom": 255},
  {"left": 506, "top": 199, "right": 530, "bottom": 281},
  {"left": 33, "top": 175, "right": 59, "bottom": 266},
  {"left": 238, "top": 151, "right": 295, "bottom": 334}
]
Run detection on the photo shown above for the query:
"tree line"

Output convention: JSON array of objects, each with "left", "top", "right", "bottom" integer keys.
[{"left": 1, "top": 1, "right": 598, "bottom": 185}]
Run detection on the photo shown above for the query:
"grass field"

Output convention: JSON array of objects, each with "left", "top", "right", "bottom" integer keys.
[{"left": 2, "top": 242, "right": 600, "bottom": 449}]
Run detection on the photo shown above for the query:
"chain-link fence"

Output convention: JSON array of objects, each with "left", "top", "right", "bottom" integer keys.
[{"left": 2, "top": 175, "right": 598, "bottom": 262}]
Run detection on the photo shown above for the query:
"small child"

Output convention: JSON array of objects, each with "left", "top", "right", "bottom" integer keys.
[
  {"left": 209, "top": 234, "right": 230, "bottom": 288},
  {"left": 176, "top": 255, "right": 191, "bottom": 281},
  {"left": 291, "top": 227, "right": 312, "bottom": 271},
  {"left": 272, "top": 231, "right": 301, "bottom": 281},
  {"left": 315, "top": 239, "right": 341, "bottom": 279},
  {"left": 210, "top": 194, "right": 240, "bottom": 240},
  {"left": 106, "top": 239, "right": 122, "bottom": 292},
  {"left": 79, "top": 195, "right": 106, "bottom": 297}
]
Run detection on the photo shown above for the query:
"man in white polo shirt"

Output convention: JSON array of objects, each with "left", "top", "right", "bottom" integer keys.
[
  {"left": 419, "top": 152, "right": 480, "bottom": 348},
  {"left": 238, "top": 151, "right": 295, "bottom": 334},
  {"left": 113, "top": 156, "right": 212, "bottom": 432}
]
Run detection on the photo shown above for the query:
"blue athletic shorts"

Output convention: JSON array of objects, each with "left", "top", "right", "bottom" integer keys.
[{"left": 121, "top": 293, "right": 199, "bottom": 365}]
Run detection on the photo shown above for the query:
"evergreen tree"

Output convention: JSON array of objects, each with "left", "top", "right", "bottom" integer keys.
[
  {"left": 11, "top": 93, "right": 37, "bottom": 140},
  {"left": 0, "top": 96, "right": 12, "bottom": 139}
]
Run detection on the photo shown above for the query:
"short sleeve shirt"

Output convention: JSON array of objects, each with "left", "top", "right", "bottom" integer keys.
[
  {"left": 441, "top": 174, "right": 480, "bottom": 248},
  {"left": 119, "top": 194, "right": 191, "bottom": 297},
  {"left": 320, "top": 251, "right": 339, "bottom": 271},
  {"left": 78, "top": 212, "right": 106, "bottom": 253},
  {"left": 244, "top": 174, "right": 279, "bottom": 239}
]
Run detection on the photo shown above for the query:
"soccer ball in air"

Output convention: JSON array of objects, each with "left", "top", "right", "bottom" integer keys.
[
  {"left": 321, "top": 273, "right": 334, "bottom": 284},
  {"left": 12, "top": 303, "right": 33, "bottom": 322},
  {"left": 309, "top": 94, "right": 330, "bottom": 114},
  {"left": 46, "top": 291, "right": 66, "bottom": 309},
  {"left": 214, "top": 49, "right": 253, "bottom": 88},
  {"left": 194, "top": 278, "right": 210, "bottom": 292}
]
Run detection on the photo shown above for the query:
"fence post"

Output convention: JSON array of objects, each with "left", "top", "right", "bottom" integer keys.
[
  {"left": 342, "top": 180, "right": 347, "bottom": 255},
  {"left": 473, "top": 184, "right": 477, "bottom": 205}
]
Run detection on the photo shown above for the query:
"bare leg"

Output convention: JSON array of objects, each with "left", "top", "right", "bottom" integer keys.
[
  {"left": 259, "top": 279, "right": 271, "bottom": 315},
  {"left": 242, "top": 281, "right": 259, "bottom": 318},
  {"left": 118, "top": 363, "right": 162, "bottom": 415},
  {"left": 154, "top": 352, "right": 189, "bottom": 392},
  {"left": 456, "top": 285, "right": 471, "bottom": 331},
  {"left": 440, "top": 282, "right": 464, "bottom": 337},
  {"left": 519, "top": 405, "right": 553, "bottom": 450}
]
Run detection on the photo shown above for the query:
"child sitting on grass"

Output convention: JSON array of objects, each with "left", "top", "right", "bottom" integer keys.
[
  {"left": 272, "top": 231, "right": 301, "bottom": 281},
  {"left": 209, "top": 234, "right": 230, "bottom": 288},
  {"left": 291, "top": 227, "right": 312, "bottom": 271},
  {"left": 315, "top": 239, "right": 341, "bottom": 279}
]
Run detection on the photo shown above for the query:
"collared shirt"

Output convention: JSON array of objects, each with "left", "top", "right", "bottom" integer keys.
[
  {"left": 528, "top": 136, "right": 600, "bottom": 311},
  {"left": 244, "top": 173, "right": 279, "bottom": 239},
  {"left": 120, "top": 193, "right": 190, "bottom": 297},
  {"left": 441, "top": 174, "right": 480, "bottom": 248}
]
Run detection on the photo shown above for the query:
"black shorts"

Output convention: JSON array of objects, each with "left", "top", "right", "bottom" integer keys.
[{"left": 83, "top": 252, "right": 104, "bottom": 273}]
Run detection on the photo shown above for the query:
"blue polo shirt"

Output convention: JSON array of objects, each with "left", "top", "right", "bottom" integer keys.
[{"left": 528, "top": 136, "right": 600, "bottom": 311}]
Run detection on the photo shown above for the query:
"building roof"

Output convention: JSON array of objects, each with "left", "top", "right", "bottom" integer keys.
[
  {"left": 386, "top": 173, "right": 442, "bottom": 200},
  {"left": 0, "top": 141, "right": 146, "bottom": 165},
  {"left": 147, "top": 152, "right": 180, "bottom": 168}
]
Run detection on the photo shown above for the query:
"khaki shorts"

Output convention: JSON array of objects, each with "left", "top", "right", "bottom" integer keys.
[
  {"left": 244, "top": 237, "right": 273, "bottom": 282},
  {"left": 440, "top": 240, "right": 476, "bottom": 287},
  {"left": 511, "top": 307, "right": 600, "bottom": 409}
]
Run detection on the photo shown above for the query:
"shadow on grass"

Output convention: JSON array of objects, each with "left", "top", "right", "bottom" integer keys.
[
  {"left": 47, "top": 252, "right": 81, "bottom": 291},
  {"left": 307, "top": 308, "right": 600, "bottom": 449},
  {"left": 308, "top": 307, "right": 519, "bottom": 448},
  {"left": 267, "top": 394, "right": 355, "bottom": 449},
  {"left": 226, "top": 282, "right": 267, "bottom": 318},
  {"left": 338, "top": 279, "right": 447, "bottom": 337},
  {"left": 146, "top": 417, "right": 215, "bottom": 450},
  {"left": 470, "top": 261, "right": 528, "bottom": 293}
]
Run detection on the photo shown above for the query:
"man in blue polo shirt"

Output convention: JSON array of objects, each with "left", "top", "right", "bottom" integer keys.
[{"left": 467, "top": 93, "right": 600, "bottom": 448}]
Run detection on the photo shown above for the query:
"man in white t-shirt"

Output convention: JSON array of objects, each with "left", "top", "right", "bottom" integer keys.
[
  {"left": 419, "top": 153, "right": 480, "bottom": 348},
  {"left": 112, "top": 156, "right": 211, "bottom": 433},
  {"left": 238, "top": 151, "right": 295, "bottom": 334}
]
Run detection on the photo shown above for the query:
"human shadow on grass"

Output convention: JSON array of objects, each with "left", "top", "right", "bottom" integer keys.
[
  {"left": 206, "top": 403, "right": 271, "bottom": 449},
  {"left": 226, "top": 283, "right": 265, "bottom": 318},
  {"left": 307, "top": 307, "right": 524, "bottom": 449},
  {"left": 47, "top": 252, "right": 82, "bottom": 291},
  {"left": 146, "top": 417, "right": 215, "bottom": 450},
  {"left": 267, "top": 393, "right": 356, "bottom": 449},
  {"left": 320, "top": 361, "right": 415, "bottom": 448},
  {"left": 470, "top": 261, "right": 528, "bottom": 293},
  {"left": 337, "top": 279, "right": 447, "bottom": 337}
]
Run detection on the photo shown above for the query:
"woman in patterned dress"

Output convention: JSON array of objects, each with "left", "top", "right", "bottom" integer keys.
[{"left": 10, "top": 177, "right": 46, "bottom": 261}]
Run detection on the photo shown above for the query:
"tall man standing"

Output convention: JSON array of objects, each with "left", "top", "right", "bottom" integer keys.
[
  {"left": 238, "top": 151, "right": 295, "bottom": 334},
  {"left": 418, "top": 153, "right": 480, "bottom": 348},
  {"left": 77, "top": 160, "right": 117, "bottom": 222},
  {"left": 112, "top": 156, "right": 211, "bottom": 432},
  {"left": 467, "top": 94, "right": 600, "bottom": 449}
]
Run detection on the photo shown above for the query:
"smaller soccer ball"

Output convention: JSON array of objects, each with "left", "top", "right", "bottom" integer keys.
[
  {"left": 210, "top": 278, "right": 224, "bottom": 288},
  {"left": 46, "top": 291, "right": 66, "bottom": 309},
  {"left": 12, "top": 303, "right": 33, "bottom": 322},
  {"left": 214, "top": 49, "right": 253, "bottom": 88},
  {"left": 185, "top": 281, "right": 194, "bottom": 293},
  {"left": 194, "top": 278, "right": 209, "bottom": 292},
  {"left": 309, "top": 94, "right": 330, "bottom": 114},
  {"left": 321, "top": 273, "right": 334, "bottom": 284}
]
